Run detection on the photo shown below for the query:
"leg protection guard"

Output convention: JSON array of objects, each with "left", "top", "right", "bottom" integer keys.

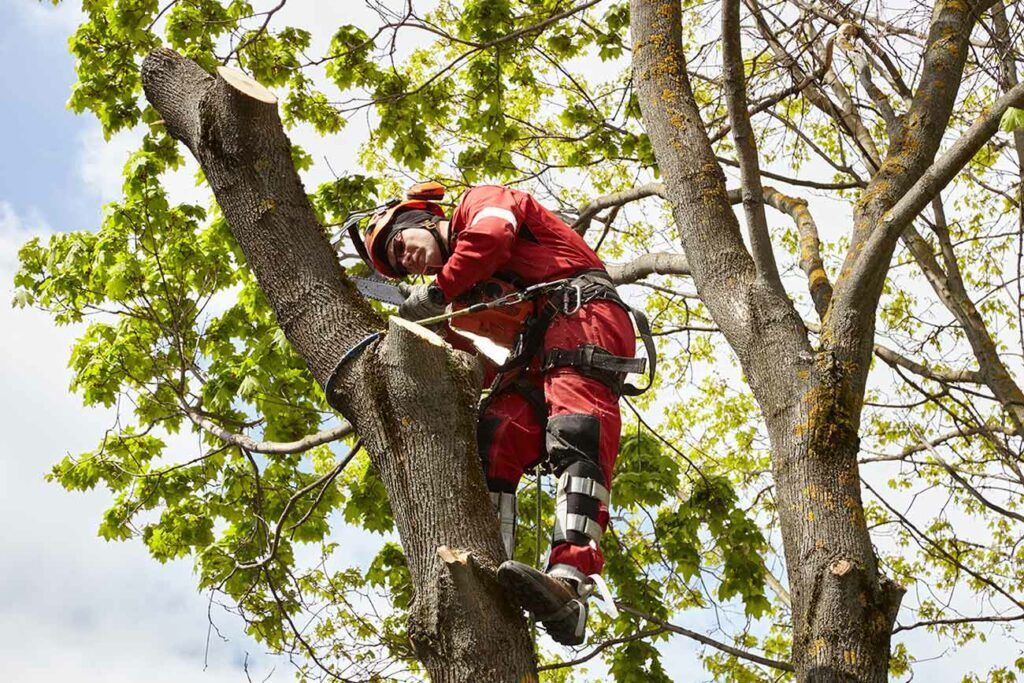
[
  {"left": 553, "top": 463, "right": 609, "bottom": 547},
  {"left": 489, "top": 490, "right": 518, "bottom": 559},
  {"left": 546, "top": 413, "right": 608, "bottom": 549}
]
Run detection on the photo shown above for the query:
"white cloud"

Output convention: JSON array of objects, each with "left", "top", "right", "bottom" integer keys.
[
  {"left": 0, "top": 201, "right": 51, "bottom": 275},
  {"left": 77, "top": 122, "right": 213, "bottom": 210},
  {"left": 76, "top": 125, "right": 144, "bottom": 204},
  {"left": 10, "top": 0, "right": 84, "bottom": 35},
  {"left": 0, "top": 214, "right": 279, "bottom": 680}
]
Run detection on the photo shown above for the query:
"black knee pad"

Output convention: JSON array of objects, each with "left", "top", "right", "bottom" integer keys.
[{"left": 545, "top": 413, "right": 601, "bottom": 475}]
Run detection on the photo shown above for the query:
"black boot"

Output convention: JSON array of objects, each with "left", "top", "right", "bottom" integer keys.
[{"left": 497, "top": 560, "right": 589, "bottom": 646}]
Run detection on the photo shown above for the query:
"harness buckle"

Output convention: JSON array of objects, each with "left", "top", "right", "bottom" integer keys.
[{"left": 562, "top": 284, "right": 583, "bottom": 315}]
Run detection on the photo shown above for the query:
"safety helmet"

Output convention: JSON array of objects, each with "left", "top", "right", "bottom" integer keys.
[{"left": 363, "top": 182, "right": 448, "bottom": 278}]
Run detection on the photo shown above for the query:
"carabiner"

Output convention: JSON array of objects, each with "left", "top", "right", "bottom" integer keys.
[{"left": 562, "top": 284, "right": 583, "bottom": 315}]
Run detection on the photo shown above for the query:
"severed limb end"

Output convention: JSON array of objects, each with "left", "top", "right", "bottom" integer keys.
[
  {"left": 215, "top": 66, "right": 277, "bottom": 103},
  {"left": 437, "top": 545, "right": 470, "bottom": 566},
  {"left": 389, "top": 315, "right": 447, "bottom": 347},
  {"left": 437, "top": 545, "right": 486, "bottom": 596}
]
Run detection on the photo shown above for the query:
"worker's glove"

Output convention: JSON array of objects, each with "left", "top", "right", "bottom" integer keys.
[{"left": 399, "top": 283, "right": 447, "bottom": 321}]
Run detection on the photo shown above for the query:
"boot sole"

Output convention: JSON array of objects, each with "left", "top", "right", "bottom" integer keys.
[{"left": 497, "top": 563, "right": 584, "bottom": 646}]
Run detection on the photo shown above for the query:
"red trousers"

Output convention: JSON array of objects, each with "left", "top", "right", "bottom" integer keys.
[{"left": 476, "top": 300, "right": 635, "bottom": 576}]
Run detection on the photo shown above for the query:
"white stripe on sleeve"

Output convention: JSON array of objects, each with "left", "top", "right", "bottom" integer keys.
[{"left": 470, "top": 207, "right": 518, "bottom": 228}]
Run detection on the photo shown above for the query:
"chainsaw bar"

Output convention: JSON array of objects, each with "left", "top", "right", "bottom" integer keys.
[{"left": 352, "top": 276, "right": 406, "bottom": 306}]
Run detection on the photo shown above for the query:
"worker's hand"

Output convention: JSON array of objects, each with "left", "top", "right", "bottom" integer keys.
[{"left": 399, "top": 283, "right": 447, "bottom": 321}]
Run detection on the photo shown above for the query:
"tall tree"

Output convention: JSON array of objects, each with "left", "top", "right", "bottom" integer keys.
[{"left": 15, "top": 0, "right": 1024, "bottom": 680}]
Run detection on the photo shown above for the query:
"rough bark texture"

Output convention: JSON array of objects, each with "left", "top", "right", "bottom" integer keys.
[
  {"left": 141, "top": 47, "right": 537, "bottom": 683},
  {"left": 630, "top": 1, "right": 904, "bottom": 680}
]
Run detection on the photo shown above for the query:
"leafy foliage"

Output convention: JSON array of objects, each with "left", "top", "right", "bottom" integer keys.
[{"left": 15, "top": 0, "right": 1024, "bottom": 679}]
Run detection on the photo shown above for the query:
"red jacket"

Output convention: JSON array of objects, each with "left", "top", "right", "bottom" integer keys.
[{"left": 434, "top": 186, "right": 604, "bottom": 300}]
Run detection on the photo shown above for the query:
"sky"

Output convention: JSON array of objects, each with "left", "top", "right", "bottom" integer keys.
[
  {"left": 0, "top": 2, "right": 281, "bottom": 680},
  {"left": 1, "top": 1, "right": 1022, "bottom": 682}
]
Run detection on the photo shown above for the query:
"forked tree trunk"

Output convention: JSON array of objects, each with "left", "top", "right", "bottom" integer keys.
[
  {"left": 628, "top": 1, "right": 904, "bottom": 679},
  {"left": 141, "top": 47, "right": 537, "bottom": 682}
]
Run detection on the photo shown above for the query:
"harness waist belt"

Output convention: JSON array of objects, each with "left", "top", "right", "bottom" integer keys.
[{"left": 543, "top": 346, "right": 646, "bottom": 375}]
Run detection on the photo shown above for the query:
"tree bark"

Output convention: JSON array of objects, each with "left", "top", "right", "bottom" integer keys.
[
  {"left": 629, "top": 1, "right": 903, "bottom": 680},
  {"left": 141, "top": 47, "right": 537, "bottom": 682}
]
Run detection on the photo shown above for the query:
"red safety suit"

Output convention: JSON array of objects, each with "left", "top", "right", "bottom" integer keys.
[{"left": 434, "top": 185, "right": 636, "bottom": 577}]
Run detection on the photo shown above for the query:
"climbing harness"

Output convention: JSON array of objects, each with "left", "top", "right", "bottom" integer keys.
[{"left": 495, "top": 269, "right": 657, "bottom": 397}]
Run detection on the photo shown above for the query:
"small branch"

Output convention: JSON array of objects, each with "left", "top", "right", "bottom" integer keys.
[
  {"left": 709, "top": 38, "right": 836, "bottom": 144},
  {"left": 222, "top": 0, "right": 288, "bottom": 66},
  {"left": 237, "top": 439, "right": 362, "bottom": 570},
  {"left": 910, "top": 425, "right": 1024, "bottom": 523},
  {"left": 804, "top": 319, "right": 983, "bottom": 384},
  {"left": 859, "top": 424, "right": 1015, "bottom": 462},
  {"left": 765, "top": 569, "right": 792, "bottom": 609},
  {"left": 572, "top": 183, "right": 666, "bottom": 236},
  {"left": 617, "top": 603, "right": 794, "bottom": 672},
  {"left": 871, "top": 339, "right": 984, "bottom": 385},
  {"left": 863, "top": 478, "right": 1024, "bottom": 613},
  {"left": 893, "top": 611, "right": 1024, "bottom": 634},
  {"left": 716, "top": 156, "right": 863, "bottom": 190},
  {"left": 185, "top": 407, "right": 352, "bottom": 455},
  {"left": 537, "top": 626, "right": 669, "bottom": 671}
]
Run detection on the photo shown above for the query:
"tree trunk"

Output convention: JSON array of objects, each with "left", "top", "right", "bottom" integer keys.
[
  {"left": 766, "top": 361, "right": 904, "bottom": 681},
  {"left": 628, "top": 1, "right": 904, "bottom": 679},
  {"left": 141, "top": 47, "right": 537, "bottom": 682}
]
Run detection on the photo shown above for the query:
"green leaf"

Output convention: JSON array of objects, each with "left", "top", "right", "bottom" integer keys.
[{"left": 1000, "top": 106, "right": 1024, "bottom": 133}]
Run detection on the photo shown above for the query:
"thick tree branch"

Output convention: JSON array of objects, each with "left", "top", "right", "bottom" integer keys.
[
  {"left": 819, "top": 33, "right": 883, "bottom": 168},
  {"left": 607, "top": 252, "right": 691, "bottom": 283},
  {"left": 631, "top": 0, "right": 812, "bottom": 428},
  {"left": 725, "top": 186, "right": 835, "bottom": 319},
  {"left": 900, "top": 204, "right": 1024, "bottom": 432},
  {"left": 142, "top": 48, "right": 537, "bottom": 682},
  {"left": 824, "top": 0, "right": 1001, "bottom": 417},
  {"left": 722, "top": 0, "right": 785, "bottom": 291},
  {"left": 876, "top": 82, "right": 1024, "bottom": 248}
]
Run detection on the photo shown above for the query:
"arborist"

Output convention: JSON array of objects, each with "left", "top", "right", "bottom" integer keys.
[{"left": 356, "top": 182, "right": 654, "bottom": 646}]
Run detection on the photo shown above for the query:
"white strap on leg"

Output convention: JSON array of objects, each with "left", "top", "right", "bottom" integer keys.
[
  {"left": 586, "top": 573, "right": 619, "bottom": 619},
  {"left": 572, "top": 600, "right": 587, "bottom": 639},
  {"left": 548, "top": 564, "right": 619, "bottom": 619}
]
